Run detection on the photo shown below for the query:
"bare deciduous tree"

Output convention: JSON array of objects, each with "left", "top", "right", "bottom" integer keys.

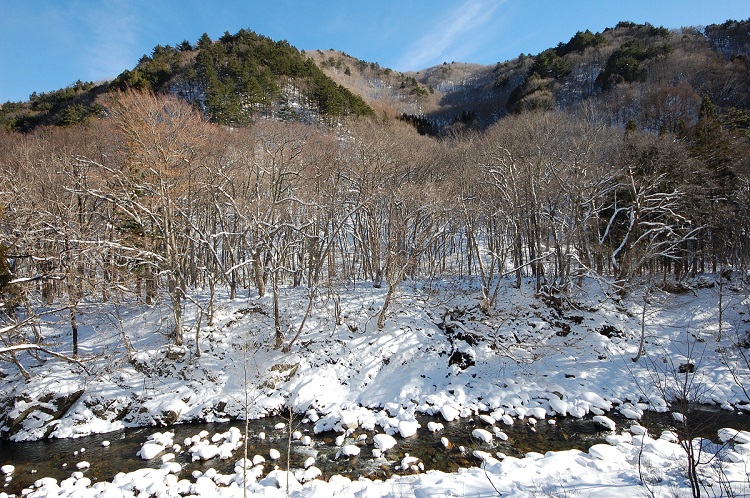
[{"left": 87, "top": 91, "right": 210, "bottom": 347}]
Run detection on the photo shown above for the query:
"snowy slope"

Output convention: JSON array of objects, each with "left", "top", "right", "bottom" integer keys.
[{"left": 2, "top": 275, "right": 750, "bottom": 497}]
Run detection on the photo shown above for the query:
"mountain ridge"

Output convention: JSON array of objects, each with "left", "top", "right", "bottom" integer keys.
[
  {"left": 1, "top": 19, "right": 749, "bottom": 135},
  {"left": 311, "top": 19, "right": 750, "bottom": 135}
]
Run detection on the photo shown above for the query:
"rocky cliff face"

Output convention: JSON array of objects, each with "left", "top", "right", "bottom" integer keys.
[{"left": 313, "top": 21, "right": 750, "bottom": 135}]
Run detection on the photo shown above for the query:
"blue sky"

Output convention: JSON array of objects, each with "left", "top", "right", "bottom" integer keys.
[{"left": 1, "top": 0, "right": 748, "bottom": 103}]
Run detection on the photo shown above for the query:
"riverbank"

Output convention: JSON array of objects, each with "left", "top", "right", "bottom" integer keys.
[{"left": 2, "top": 275, "right": 750, "bottom": 496}]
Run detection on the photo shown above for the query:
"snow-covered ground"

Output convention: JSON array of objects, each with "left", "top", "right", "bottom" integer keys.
[{"left": 2, "top": 275, "right": 750, "bottom": 497}]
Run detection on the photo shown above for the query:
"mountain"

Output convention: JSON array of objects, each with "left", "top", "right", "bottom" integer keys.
[
  {"left": 0, "top": 29, "right": 374, "bottom": 132},
  {"left": 306, "top": 49, "right": 502, "bottom": 132},
  {"left": 1, "top": 20, "right": 749, "bottom": 135},
  {"left": 313, "top": 20, "right": 750, "bottom": 136}
]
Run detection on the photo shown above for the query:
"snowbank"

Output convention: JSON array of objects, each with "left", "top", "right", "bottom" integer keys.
[{"left": 4, "top": 277, "right": 750, "bottom": 497}]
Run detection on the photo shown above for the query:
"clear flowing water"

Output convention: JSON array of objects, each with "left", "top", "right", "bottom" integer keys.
[{"left": 1, "top": 408, "right": 749, "bottom": 496}]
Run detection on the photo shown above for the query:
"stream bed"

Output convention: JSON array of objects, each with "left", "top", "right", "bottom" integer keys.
[{"left": 1, "top": 407, "right": 749, "bottom": 496}]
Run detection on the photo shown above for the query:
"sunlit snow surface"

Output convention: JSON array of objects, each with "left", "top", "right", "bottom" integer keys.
[{"left": 3, "top": 275, "right": 750, "bottom": 497}]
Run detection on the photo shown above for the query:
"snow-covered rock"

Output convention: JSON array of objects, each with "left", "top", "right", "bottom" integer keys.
[
  {"left": 660, "top": 430, "right": 679, "bottom": 443},
  {"left": 581, "top": 391, "right": 611, "bottom": 412},
  {"left": 472, "top": 428, "right": 493, "bottom": 443},
  {"left": 427, "top": 421, "right": 444, "bottom": 432},
  {"left": 629, "top": 424, "right": 647, "bottom": 435},
  {"left": 479, "top": 414, "right": 495, "bottom": 425},
  {"left": 161, "top": 461, "right": 181, "bottom": 474},
  {"left": 373, "top": 433, "right": 397, "bottom": 452},
  {"left": 592, "top": 415, "right": 616, "bottom": 431},
  {"left": 259, "top": 470, "right": 302, "bottom": 490},
  {"left": 440, "top": 404, "right": 460, "bottom": 422},
  {"left": 400, "top": 454, "right": 423, "bottom": 472},
  {"left": 589, "top": 444, "right": 626, "bottom": 463},
  {"left": 619, "top": 405, "right": 643, "bottom": 420},
  {"left": 398, "top": 419, "right": 419, "bottom": 438},
  {"left": 493, "top": 428, "right": 508, "bottom": 440},
  {"left": 719, "top": 428, "right": 750, "bottom": 444},
  {"left": 138, "top": 431, "right": 174, "bottom": 460},
  {"left": 340, "top": 444, "right": 360, "bottom": 457},
  {"left": 340, "top": 410, "right": 359, "bottom": 430},
  {"left": 548, "top": 398, "right": 568, "bottom": 416},
  {"left": 472, "top": 449, "right": 493, "bottom": 461},
  {"left": 139, "top": 441, "right": 166, "bottom": 460},
  {"left": 301, "top": 466, "right": 322, "bottom": 482},
  {"left": 606, "top": 433, "right": 632, "bottom": 446},
  {"left": 191, "top": 443, "right": 220, "bottom": 461}
]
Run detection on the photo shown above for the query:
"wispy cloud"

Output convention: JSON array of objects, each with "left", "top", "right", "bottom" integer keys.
[
  {"left": 83, "top": 0, "right": 141, "bottom": 82},
  {"left": 395, "top": 0, "right": 504, "bottom": 70}
]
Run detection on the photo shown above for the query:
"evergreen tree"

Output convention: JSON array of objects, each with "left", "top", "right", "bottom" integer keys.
[{"left": 196, "top": 33, "right": 212, "bottom": 50}]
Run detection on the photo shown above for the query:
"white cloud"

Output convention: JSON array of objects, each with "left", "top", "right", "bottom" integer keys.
[{"left": 395, "top": 0, "right": 504, "bottom": 70}]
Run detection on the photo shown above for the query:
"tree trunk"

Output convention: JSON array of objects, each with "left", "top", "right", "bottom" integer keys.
[
  {"left": 145, "top": 265, "right": 156, "bottom": 305},
  {"left": 514, "top": 235, "right": 523, "bottom": 288},
  {"left": 208, "top": 276, "right": 216, "bottom": 327},
  {"left": 70, "top": 307, "right": 79, "bottom": 358},
  {"left": 273, "top": 272, "right": 283, "bottom": 349},
  {"left": 378, "top": 281, "right": 397, "bottom": 330},
  {"left": 169, "top": 274, "right": 183, "bottom": 346},
  {"left": 229, "top": 270, "right": 237, "bottom": 300},
  {"left": 254, "top": 248, "right": 266, "bottom": 298}
]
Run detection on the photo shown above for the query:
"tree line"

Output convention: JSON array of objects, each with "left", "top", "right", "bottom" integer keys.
[{"left": 0, "top": 90, "right": 748, "bottom": 370}]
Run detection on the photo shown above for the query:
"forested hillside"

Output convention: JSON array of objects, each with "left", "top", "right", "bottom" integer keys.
[
  {"left": 307, "top": 20, "right": 750, "bottom": 136},
  {"left": 0, "top": 19, "right": 749, "bottom": 362},
  {"left": 405, "top": 20, "right": 750, "bottom": 134},
  {"left": 0, "top": 29, "right": 373, "bottom": 131}
]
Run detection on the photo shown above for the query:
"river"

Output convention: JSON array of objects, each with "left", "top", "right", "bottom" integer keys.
[{"left": 1, "top": 407, "right": 748, "bottom": 496}]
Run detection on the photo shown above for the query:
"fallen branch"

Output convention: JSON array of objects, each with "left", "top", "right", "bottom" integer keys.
[{"left": 0, "top": 343, "right": 91, "bottom": 375}]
